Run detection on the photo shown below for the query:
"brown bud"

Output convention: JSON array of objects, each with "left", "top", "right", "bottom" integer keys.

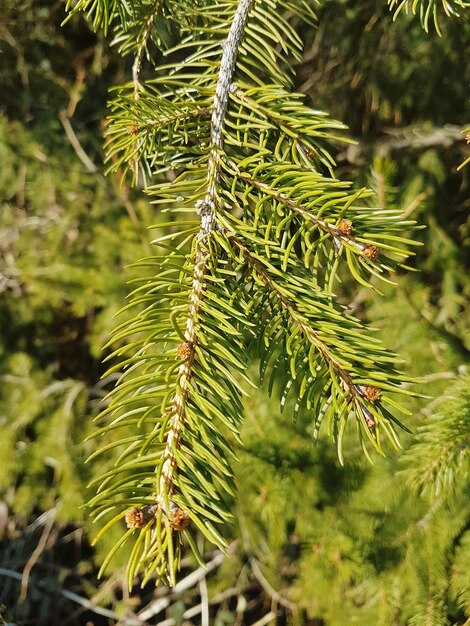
[
  {"left": 177, "top": 342, "right": 192, "bottom": 359},
  {"left": 363, "top": 244, "right": 379, "bottom": 261},
  {"left": 127, "top": 124, "right": 139, "bottom": 135},
  {"left": 363, "top": 385, "right": 382, "bottom": 402},
  {"left": 125, "top": 505, "right": 156, "bottom": 529},
  {"left": 169, "top": 507, "right": 190, "bottom": 531},
  {"left": 337, "top": 219, "right": 353, "bottom": 237}
]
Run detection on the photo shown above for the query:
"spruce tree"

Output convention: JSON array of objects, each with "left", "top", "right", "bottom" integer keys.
[
  {"left": 0, "top": 1, "right": 468, "bottom": 624},
  {"left": 62, "top": 0, "right": 466, "bottom": 589}
]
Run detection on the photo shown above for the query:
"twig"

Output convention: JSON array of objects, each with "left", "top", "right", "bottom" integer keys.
[
  {"left": 59, "top": 589, "right": 142, "bottom": 624},
  {"left": 133, "top": 2, "right": 161, "bottom": 100},
  {"left": 23, "top": 508, "right": 56, "bottom": 534},
  {"left": 146, "top": 587, "right": 240, "bottom": 626},
  {"left": 249, "top": 612, "right": 277, "bottom": 626},
  {"left": 421, "top": 371, "right": 459, "bottom": 382},
  {"left": 63, "top": 571, "right": 124, "bottom": 625},
  {"left": 229, "top": 234, "right": 355, "bottom": 393},
  {"left": 0, "top": 567, "right": 144, "bottom": 624},
  {"left": 200, "top": 575, "right": 209, "bottom": 626},
  {"left": 20, "top": 510, "right": 56, "bottom": 602},
  {"left": 59, "top": 110, "right": 98, "bottom": 173},
  {"left": 250, "top": 558, "right": 297, "bottom": 612},
  {"left": 339, "top": 124, "right": 468, "bottom": 164},
  {"left": 226, "top": 161, "right": 368, "bottom": 255},
  {"left": 230, "top": 85, "right": 341, "bottom": 163},
  {"left": 400, "top": 191, "right": 427, "bottom": 219},
  {"left": 136, "top": 551, "right": 225, "bottom": 621},
  {"left": 375, "top": 124, "right": 467, "bottom": 156},
  {"left": 0, "top": 23, "right": 30, "bottom": 118},
  {"left": 65, "top": 66, "right": 86, "bottom": 118},
  {"left": 201, "top": 0, "right": 255, "bottom": 231}
]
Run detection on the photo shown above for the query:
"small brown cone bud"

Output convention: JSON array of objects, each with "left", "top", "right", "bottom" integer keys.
[
  {"left": 363, "top": 385, "right": 382, "bottom": 402},
  {"left": 337, "top": 219, "right": 353, "bottom": 237},
  {"left": 127, "top": 124, "right": 139, "bottom": 135},
  {"left": 125, "top": 505, "right": 156, "bottom": 529},
  {"left": 363, "top": 244, "right": 379, "bottom": 261},
  {"left": 170, "top": 508, "right": 190, "bottom": 531},
  {"left": 177, "top": 342, "right": 192, "bottom": 359}
]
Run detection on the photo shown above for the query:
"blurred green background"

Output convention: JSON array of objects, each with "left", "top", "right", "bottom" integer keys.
[{"left": 0, "top": 1, "right": 469, "bottom": 624}]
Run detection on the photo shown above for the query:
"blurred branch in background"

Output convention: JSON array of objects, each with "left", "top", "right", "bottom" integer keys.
[{"left": 339, "top": 123, "right": 468, "bottom": 164}]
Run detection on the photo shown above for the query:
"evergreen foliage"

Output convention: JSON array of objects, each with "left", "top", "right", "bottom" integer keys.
[
  {"left": 388, "top": 0, "right": 469, "bottom": 34},
  {"left": 64, "top": 0, "right": 427, "bottom": 587},
  {"left": 236, "top": 372, "right": 470, "bottom": 625},
  {"left": 0, "top": 0, "right": 469, "bottom": 623}
]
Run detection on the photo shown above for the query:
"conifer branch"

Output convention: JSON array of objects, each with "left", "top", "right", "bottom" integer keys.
[
  {"left": 229, "top": 234, "right": 352, "bottom": 371},
  {"left": 226, "top": 161, "right": 371, "bottom": 257},
  {"left": 132, "top": 1, "right": 162, "bottom": 99},
  {"left": 228, "top": 234, "right": 380, "bottom": 429},
  {"left": 66, "top": 0, "right": 422, "bottom": 587},
  {"left": 159, "top": 0, "right": 255, "bottom": 512},
  {"left": 158, "top": 248, "right": 204, "bottom": 501},
  {"left": 230, "top": 85, "right": 345, "bottom": 167},
  {"left": 135, "top": 107, "right": 210, "bottom": 131},
  {"left": 388, "top": 0, "right": 468, "bottom": 33},
  {"left": 200, "top": 0, "right": 255, "bottom": 232}
]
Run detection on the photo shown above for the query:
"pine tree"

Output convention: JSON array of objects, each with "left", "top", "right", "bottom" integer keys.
[{"left": 62, "top": 0, "right": 466, "bottom": 590}]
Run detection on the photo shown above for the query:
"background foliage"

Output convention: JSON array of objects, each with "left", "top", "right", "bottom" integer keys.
[{"left": 0, "top": 0, "right": 469, "bottom": 624}]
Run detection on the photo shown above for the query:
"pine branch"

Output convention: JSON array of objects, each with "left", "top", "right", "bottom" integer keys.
[
  {"left": 216, "top": 225, "right": 413, "bottom": 458},
  {"left": 131, "top": 2, "right": 162, "bottom": 99},
  {"left": 229, "top": 84, "right": 348, "bottom": 171},
  {"left": 225, "top": 160, "right": 372, "bottom": 256},
  {"left": 159, "top": 0, "right": 255, "bottom": 501},
  {"left": 199, "top": 0, "right": 255, "bottom": 230},
  {"left": 65, "top": 0, "right": 424, "bottom": 587},
  {"left": 221, "top": 158, "right": 419, "bottom": 287},
  {"left": 403, "top": 375, "right": 470, "bottom": 498},
  {"left": 388, "top": 0, "right": 469, "bottom": 34}
]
